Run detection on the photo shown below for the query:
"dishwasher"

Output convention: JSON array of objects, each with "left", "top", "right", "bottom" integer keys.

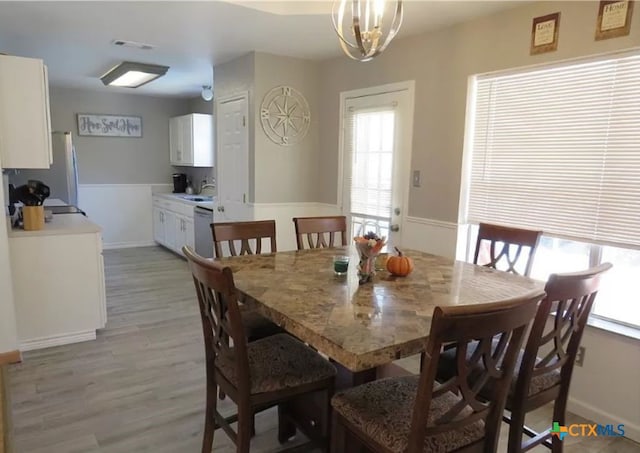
[{"left": 194, "top": 206, "right": 214, "bottom": 258}]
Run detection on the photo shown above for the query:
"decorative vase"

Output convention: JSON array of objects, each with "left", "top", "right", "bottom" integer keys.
[{"left": 358, "top": 254, "right": 377, "bottom": 284}]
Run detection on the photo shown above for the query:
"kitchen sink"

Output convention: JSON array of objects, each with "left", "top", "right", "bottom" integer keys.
[{"left": 178, "top": 195, "right": 213, "bottom": 202}]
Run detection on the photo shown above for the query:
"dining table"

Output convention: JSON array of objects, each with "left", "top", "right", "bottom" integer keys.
[
  {"left": 217, "top": 245, "right": 544, "bottom": 382},
  {"left": 216, "top": 245, "right": 544, "bottom": 442}
]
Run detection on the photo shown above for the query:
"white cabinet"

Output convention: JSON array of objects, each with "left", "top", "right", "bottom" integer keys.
[
  {"left": 8, "top": 215, "right": 106, "bottom": 350},
  {"left": 169, "top": 113, "right": 213, "bottom": 167},
  {"left": 175, "top": 215, "right": 195, "bottom": 255},
  {"left": 152, "top": 195, "right": 196, "bottom": 257},
  {"left": 0, "top": 55, "right": 52, "bottom": 169},
  {"left": 153, "top": 207, "right": 166, "bottom": 244}
]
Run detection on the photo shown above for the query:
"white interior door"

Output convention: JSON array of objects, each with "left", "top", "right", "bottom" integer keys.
[
  {"left": 341, "top": 87, "right": 413, "bottom": 248},
  {"left": 216, "top": 94, "right": 250, "bottom": 221}
]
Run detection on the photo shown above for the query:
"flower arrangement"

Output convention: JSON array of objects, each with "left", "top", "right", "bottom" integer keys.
[{"left": 354, "top": 231, "right": 386, "bottom": 284}]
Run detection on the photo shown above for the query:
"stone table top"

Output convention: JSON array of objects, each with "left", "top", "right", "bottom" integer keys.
[{"left": 218, "top": 247, "right": 544, "bottom": 372}]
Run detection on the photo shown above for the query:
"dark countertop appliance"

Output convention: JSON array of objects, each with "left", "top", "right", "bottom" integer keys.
[{"left": 173, "top": 173, "right": 187, "bottom": 193}]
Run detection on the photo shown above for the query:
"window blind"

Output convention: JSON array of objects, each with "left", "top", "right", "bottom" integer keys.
[
  {"left": 348, "top": 109, "right": 395, "bottom": 219},
  {"left": 466, "top": 52, "right": 640, "bottom": 249}
]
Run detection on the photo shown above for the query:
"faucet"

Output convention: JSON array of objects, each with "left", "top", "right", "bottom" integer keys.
[{"left": 199, "top": 183, "right": 216, "bottom": 195}]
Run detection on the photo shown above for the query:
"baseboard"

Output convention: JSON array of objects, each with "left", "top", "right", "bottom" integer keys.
[
  {"left": 102, "top": 241, "right": 157, "bottom": 250},
  {"left": 0, "top": 351, "right": 21, "bottom": 366},
  {"left": 568, "top": 397, "right": 640, "bottom": 442},
  {"left": 19, "top": 330, "right": 96, "bottom": 352}
]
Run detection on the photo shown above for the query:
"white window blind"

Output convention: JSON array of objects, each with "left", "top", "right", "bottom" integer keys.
[
  {"left": 467, "top": 52, "right": 640, "bottom": 249},
  {"left": 349, "top": 109, "right": 395, "bottom": 219}
]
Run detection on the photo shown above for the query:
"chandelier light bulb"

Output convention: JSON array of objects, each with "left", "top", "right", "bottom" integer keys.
[{"left": 332, "top": 0, "right": 403, "bottom": 62}]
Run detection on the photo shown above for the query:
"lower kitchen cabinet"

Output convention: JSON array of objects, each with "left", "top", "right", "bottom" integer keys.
[
  {"left": 152, "top": 196, "right": 195, "bottom": 257},
  {"left": 8, "top": 214, "right": 106, "bottom": 351}
]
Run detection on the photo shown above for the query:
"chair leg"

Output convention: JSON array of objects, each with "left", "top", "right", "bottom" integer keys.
[
  {"left": 201, "top": 384, "right": 217, "bottom": 453},
  {"left": 236, "top": 406, "right": 253, "bottom": 453},
  {"left": 330, "top": 414, "right": 346, "bottom": 453},
  {"left": 551, "top": 393, "right": 568, "bottom": 453},
  {"left": 507, "top": 407, "right": 527, "bottom": 453},
  {"left": 277, "top": 404, "right": 297, "bottom": 444}
]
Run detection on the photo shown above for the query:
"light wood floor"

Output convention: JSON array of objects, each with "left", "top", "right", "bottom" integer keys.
[{"left": 8, "top": 246, "right": 640, "bottom": 453}]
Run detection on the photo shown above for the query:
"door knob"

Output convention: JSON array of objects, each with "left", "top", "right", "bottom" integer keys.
[
  {"left": 390, "top": 224, "right": 400, "bottom": 232},
  {"left": 394, "top": 208, "right": 401, "bottom": 215}
]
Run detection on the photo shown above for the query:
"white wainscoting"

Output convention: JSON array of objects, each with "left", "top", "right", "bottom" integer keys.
[
  {"left": 251, "top": 202, "right": 341, "bottom": 251},
  {"left": 78, "top": 184, "right": 173, "bottom": 249},
  {"left": 402, "top": 216, "right": 458, "bottom": 259}
]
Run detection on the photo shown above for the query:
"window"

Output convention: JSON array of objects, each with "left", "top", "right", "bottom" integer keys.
[
  {"left": 349, "top": 110, "right": 394, "bottom": 239},
  {"left": 463, "top": 50, "right": 640, "bottom": 329}
]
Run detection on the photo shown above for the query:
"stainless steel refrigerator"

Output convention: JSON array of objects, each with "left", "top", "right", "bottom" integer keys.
[{"left": 9, "top": 131, "right": 78, "bottom": 206}]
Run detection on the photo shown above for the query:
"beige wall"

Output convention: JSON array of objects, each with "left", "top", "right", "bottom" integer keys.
[
  {"left": 213, "top": 52, "right": 321, "bottom": 203},
  {"left": 188, "top": 96, "right": 213, "bottom": 115},
  {"left": 49, "top": 87, "right": 190, "bottom": 184},
  {"left": 318, "top": 1, "right": 640, "bottom": 221},
  {"left": 253, "top": 52, "right": 320, "bottom": 203}
]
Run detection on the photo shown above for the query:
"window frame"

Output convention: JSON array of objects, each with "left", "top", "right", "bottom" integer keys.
[{"left": 458, "top": 48, "right": 640, "bottom": 334}]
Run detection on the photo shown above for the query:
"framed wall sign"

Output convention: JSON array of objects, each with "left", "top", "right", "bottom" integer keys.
[
  {"left": 595, "top": 0, "right": 634, "bottom": 40},
  {"left": 530, "top": 12, "right": 561, "bottom": 55},
  {"left": 77, "top": 114, "right": 142, "bottom": 137}
]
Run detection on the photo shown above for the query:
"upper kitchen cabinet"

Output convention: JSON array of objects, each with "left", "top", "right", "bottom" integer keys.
[
  {"left": 169, "top": 113, "right": 213, "bottom": 167},
  {"left": 0, "top": 55, "right": 52, "bottom": 169}
]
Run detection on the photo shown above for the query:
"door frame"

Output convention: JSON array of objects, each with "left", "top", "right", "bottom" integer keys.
[{"left": 337, "top": 81, "right": 416, "bottom": 245}]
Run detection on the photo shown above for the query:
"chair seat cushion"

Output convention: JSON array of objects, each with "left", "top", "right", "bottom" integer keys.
[
  {"left": 437, "top": 342, "right": 561, "bottom": 398},
  {"left": 217, "top": 333, "right": 336, "bottom": 394},
  {"left": 239, "top": 306, "right": 284, "bottom": 341},
  {"left": 331, "top": 376, "right": 485, "bottom": 453}
]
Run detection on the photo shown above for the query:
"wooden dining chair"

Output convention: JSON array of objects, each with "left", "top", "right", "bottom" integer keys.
[
  {"left": 437, "top": 263, "right": 612, "bottom": 453},
  {"left": 211, "top": 220, "right": 277, "bottom": 258},
  {"left": 330, "top": 291, "right": 544, "bottom": 453},
  {"left": 184, "top": 246, "right": 336, "bottom": 453},
  {"left": 293, "top": 216, "right": 347, "bottom": 250},
  {"left": 210, "top": 220, "right": 282, "bottom": 342},
  {"left": 474, "top": 223, "right": 543, "bottom": 277},
  {"left": 210, "top": 220, "right": 283, "bottom": 412}
]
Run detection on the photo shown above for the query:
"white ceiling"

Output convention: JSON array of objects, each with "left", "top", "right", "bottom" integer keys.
[{"left": 0, "top": 1, "right": 519, "bottom": 98}]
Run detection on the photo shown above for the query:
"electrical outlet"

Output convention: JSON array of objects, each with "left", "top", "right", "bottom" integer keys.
[
  {"left": 575, "top": 346, "right": 586, "bottom": 367},
  {"left": 412, "top": 170, "right": 421, "bottom": 188}
]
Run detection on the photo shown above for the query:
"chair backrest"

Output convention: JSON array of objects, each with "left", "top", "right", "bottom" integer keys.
[
  {"left": 292, "top": 216, "right": 347, "bottom": 250},
  {"left": 183, "top": 246, "right": 251, "bottom": 394},
  {"left": 515, "top": 263, "right": 612, "bottom": 402},
  {"left": 211, "top": 220, "right": 277, "bottom": 258},
  {"left": 473, "top": 223, "right": 543, "bottom": 276},
  {"left": 408, "top": 291, "right": 545, "bottom": 453}
]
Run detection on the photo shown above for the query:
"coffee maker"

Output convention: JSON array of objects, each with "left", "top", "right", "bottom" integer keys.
[{"left": 172, "top": 173, "right": 188, "bottom": 193}]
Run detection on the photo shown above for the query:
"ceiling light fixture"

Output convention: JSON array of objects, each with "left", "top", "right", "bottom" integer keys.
[
  {"left": 332, "top": 0, "right": 403, "bottom": 62},
  {"left": 201, "top": 85, "right": 213, "bottom": 101},
  {"left": 100, "top": 61, "right": 169, "bottom": 88}
]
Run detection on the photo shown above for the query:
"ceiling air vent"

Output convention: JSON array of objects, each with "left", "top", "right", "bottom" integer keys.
[{"left": 111, "top": 40, "right": 155, "bottom": 50}]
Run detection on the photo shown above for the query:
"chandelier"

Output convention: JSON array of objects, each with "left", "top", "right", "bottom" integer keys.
[{"left": 332, "top": 0, "right": 404, "bottom": 62}]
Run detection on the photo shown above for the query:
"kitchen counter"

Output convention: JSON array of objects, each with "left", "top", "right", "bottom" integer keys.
[
  {"left": 152, "top": 192, "right": 215, "bottom": 210},
  {"left": 7, "top": 213, "right": 101, "bottom": 238}
]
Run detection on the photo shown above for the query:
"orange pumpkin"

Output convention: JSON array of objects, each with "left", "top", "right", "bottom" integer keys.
[{"left": 386, "top": 247, "right": 414, "bottom": 276}]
